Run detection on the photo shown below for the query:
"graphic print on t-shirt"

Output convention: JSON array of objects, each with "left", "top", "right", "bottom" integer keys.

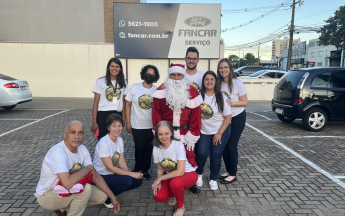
[
  {"left": 201, "top": 103, "right": 214, "bottom": 120},
  {"left": 138, "top": 94, "right": 153, "bottom": 110},
  {"left": 221, "top": 91, "right": 231, "bottom": 100},
  {"left": 190, "top": 81, "right": 200, "bottom": 91},
  {"left": 160, "top": 157, "right": 177, "bottom": 172},
  {"left": 112, "top": 151, "right": 120, "bottom": 166},
  {"left": 69, "top": 162, "right": 82, "bottom": 174},
  {"left": 105, "top": 87, "right": 122, "bottom": 102}
]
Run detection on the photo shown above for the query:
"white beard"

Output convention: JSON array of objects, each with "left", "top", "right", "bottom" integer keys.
[{"left": 164, "top": 78, "right": 190, "bottom": 114}]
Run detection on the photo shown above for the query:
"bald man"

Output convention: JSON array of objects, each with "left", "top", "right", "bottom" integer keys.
[{"left": 35, "top": 121, "right": 120, "bottom": 216}]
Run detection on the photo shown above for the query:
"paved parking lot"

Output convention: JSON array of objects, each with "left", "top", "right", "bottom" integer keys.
[{"left": 0, "top": 104, "right": 345, "bottom": 216}]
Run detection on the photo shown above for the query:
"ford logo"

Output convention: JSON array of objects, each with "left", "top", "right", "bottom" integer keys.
[{"left": 184, "top": 16, "right": 212, "bottom": 27}]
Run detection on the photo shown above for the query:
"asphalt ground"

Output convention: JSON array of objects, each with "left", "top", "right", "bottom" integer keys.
[{"left": 1, "top": 98, "right": 345, "bottom": 216}]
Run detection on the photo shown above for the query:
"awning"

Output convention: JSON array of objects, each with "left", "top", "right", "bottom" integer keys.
[{"left": 325, "top": 54, "right": 341, "bottom": 59}]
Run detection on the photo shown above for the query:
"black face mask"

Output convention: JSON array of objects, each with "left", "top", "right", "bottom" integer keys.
[{"left": 144, "top": 73, "right": 155, "bottom": 84}]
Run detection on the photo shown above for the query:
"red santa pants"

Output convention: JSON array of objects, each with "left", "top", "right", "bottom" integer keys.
[
  {"left": 184, "top": 144, "right": 197, "bottom": 168},
  {"left": 153, "top": 171, "right": 197, "bottom": 208}
]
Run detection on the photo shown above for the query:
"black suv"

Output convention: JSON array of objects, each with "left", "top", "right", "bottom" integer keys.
[
  {"left": 271, "top": 67, "right": 345, "bottom": 131},
  {"left": 234, "top": 66, "right": 264, "bottom": 77}
]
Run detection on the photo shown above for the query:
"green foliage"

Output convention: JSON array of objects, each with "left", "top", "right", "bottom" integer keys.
[{"left": 318, "top": 6, "right": 345, "bottom": 50}]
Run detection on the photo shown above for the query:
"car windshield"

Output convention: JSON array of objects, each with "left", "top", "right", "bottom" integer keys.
[
  {"left": 250, "top": 70, "right": 267, "bottom": 77},
  {"left": 0, "top": 74, "right": 16, "bottom": 81},
  {"left": 234, "top": 67, "right": 246, "bottom": 72}
]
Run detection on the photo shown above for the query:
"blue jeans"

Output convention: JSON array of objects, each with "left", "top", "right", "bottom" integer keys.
[
  {"left": 223, "top": 110, "right": 246, "bottom": 176},
  {"left": 101, "top": 174, "right": 142, "bottom": 204},
  {"left": 195, "top": 125, "right": 231, "bottom": 181}
]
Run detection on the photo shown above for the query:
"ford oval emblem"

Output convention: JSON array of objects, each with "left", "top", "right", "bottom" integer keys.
[{"left": 184, "top": 16, "right": 212, "bottom": 27}]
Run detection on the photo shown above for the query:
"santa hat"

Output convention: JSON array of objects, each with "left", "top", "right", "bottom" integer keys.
[{"left": 168, "top": 63, "right": 186, "bottom": 76}]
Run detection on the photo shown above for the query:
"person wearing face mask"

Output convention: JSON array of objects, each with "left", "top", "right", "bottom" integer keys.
[{"left": 125, "top": 65, "right": 160, "bottom": 180}]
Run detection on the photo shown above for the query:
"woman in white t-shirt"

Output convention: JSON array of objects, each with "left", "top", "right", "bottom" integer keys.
[
  {"left": 151, "top": 121, "right": 197, "bottom": 216},
  {"left": 91, "top": 58, "right": 129, "bottom": 140},
  {"left": 216, "top": 58, "right": 248, "bottom": 184},
  {"left": 125, "top": 65, "right": 160, "bottom": 180},
  {"left": 195, "top": 71, "right": 232, "bottom": 190},
  {"left": 93, "top": 114, "right": 143, "bottom": 208}
]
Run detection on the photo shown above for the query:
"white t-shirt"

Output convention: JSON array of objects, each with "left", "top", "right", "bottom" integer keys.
[
  {"left": 221, "top": 79, "right": 247, "bottom": 117},
  {"left": 92, "top": 77, "right": 129, "bottom": 112},
  {"left": 153, "top": 140, "right": 195, "bottom": 173},
  {"left": 93, "top": 134, "right": 124, "bottom": 175},
  {"left": 125, "top": 82, "right": 157, "bottom": 129},
  {"left": 201, "top": 94, "right": 232, "bottom": 135},
  {"left": 185, "top": 70, "right": 204, "bottom": 91},
  {"left": 35, "top": 141, "right": 92, "bottom": 197}
]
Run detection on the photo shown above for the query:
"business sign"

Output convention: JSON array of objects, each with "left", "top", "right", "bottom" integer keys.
[
  {"left": 292, "top": 41, "right": 306, "bottom": 55},
  {"left": 113, "top": 3, "right": 221, "bottom": 58}
]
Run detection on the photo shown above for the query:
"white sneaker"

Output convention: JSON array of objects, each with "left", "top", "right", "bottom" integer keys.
[
  {"left": 209, "top": 180, "right": 218, "bottom": 190},
  {"left": 103, "top": 202, "right": 113, "bottom": 208},
  {"left": 196, "top": 174, "right": 203, "bottom": 187}
]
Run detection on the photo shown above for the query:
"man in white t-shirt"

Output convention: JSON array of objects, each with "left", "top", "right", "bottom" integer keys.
[
  {"left": 184, "top": 47, "right": 204, "bottom": 92},
  {"left": 35, "top": 121, "right": 120, "bottom": 216}
]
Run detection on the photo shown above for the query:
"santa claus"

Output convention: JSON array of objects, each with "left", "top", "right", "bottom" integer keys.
[{"left": 152, "top": 63, "right": 202, "bottom": 193}]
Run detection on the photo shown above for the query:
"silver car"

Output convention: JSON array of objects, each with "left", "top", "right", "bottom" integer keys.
[
  {"left": 0, "top": 74, "right": 32, "bottom": 110},
  {"left": 238, "top": 70, "right": 286, "bottom": 79}
]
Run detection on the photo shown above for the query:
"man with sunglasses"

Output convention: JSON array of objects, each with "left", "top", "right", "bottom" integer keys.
[{"left": 184, "top": 47, "right": 204, "bottom": 92}]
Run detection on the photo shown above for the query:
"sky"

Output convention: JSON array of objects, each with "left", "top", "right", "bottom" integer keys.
[{"left": 146, "top": 0, "right": 343, "bottom": 60}]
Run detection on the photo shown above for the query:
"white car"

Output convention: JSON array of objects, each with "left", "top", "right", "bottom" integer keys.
[
  {"left": 0, "top": 74, "right": 32, "bottom": 110},
  {"left": 238, "top": 70, "right": 286, "bottom": 79}
]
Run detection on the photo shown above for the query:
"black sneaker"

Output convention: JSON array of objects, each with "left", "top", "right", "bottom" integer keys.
[
  {"left": 142, "top": 172, "right": 151, "bottom": 180},
  {"left": 189, "top": 185, "right": 201, "bottom": 193}
]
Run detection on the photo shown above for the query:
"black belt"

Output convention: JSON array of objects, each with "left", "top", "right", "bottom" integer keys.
[{"left": 173, "top": 124, "right": 189, "bottom": 131}]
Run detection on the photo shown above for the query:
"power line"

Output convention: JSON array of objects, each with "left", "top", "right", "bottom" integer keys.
[{"left": 221, "top": 0, "right": 293, "bottom": 32}]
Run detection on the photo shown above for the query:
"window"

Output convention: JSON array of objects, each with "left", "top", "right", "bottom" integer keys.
[
  {"left": 318, "top": 51, "right": 323, "bottom": 57},
  {"left": 326, "top": 51, "right": 330, "bottom": 57},
  {"left": 331, "top": 71, "right": 345, "bottom": 88},
  {"left": 311, "top": 52, "right": 316, "bottom": 57},
  {"left": 318, "top": 62, "right": 322, "bottom": 66},
  {"left": 311, "top": 72, "right": 330, "bottom": 88},
  {"left": 276, "top": 73, "right": 285, "bottom": 78},
  {"left": 261, "top": 72, "right": 275, "bottom": 78},
  {"left": 325, "top": 60, "right": 329, "bottom": 66},
  {"left": 316, "top": 41, "right": 321, "bottom": 46}
]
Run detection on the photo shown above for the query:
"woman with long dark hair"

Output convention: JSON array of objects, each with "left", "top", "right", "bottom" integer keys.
[
  {"left": 91, "top": 58, "right": 128, "bottom": 140},
  {"left": 151, "top": 121, "right": 197, "bottom": 216},
  {"left": 195, "top": 71, "right": 232, "bottom": 190},
  {"left": 216, "top": 58, "right": 248, "bottom": 184},
  {"left": 125, "top": 65, "right": 160, "bottom": 180}
]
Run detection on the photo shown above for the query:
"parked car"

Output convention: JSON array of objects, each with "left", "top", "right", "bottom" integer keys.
[
  {"left": 263, "top": 66, "right": 284, "bottom": 71},
  {"left": 239, "top": 70, "right": 285, "bottom": 79},
  {"left": 0, "top": 74, "right": 32, "bottom": 110},
  {"left": 271, "top": 67, "right": 345, "bottom": 131},
  {"left": 234, "top": 66, "right": 265, "bottom": 77}
]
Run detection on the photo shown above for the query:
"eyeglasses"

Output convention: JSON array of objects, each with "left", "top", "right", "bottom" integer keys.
[
  {"left": 218, "top": 66, "right": 229, "bottom": 70},
  {"left": 186, "top": 57, "right": 198, "bottom": 62},
  {"left": 169, "top": 73, "right": 184, "bottom": 78}
]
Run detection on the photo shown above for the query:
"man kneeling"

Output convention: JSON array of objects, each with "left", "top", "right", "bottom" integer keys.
[{"left": 35, "top": 121, "right": 120, "bottom": 216}]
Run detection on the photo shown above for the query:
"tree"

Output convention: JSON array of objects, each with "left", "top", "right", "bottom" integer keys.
[
  {"left": 318, "top": 6, "right": 345, "bottom": 50},
  {"left": 244, "top": 53, "right": 260, "bottom": 66},
  {"left": 228, "top": 55, "right": 239, "bottom": 63}
]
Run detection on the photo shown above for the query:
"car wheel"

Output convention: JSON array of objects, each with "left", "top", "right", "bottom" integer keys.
[
  {"left": 302, "top": 108, "right": 328, "bottom": 132},
  {"left": 2, "top": 105, "right": 16, "bottom": 110},
  {"left": 277, "top": 114, "right": 296, "bottom": 123}
]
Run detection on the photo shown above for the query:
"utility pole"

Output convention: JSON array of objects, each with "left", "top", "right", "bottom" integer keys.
[
  {"left": 258, "top": 42, "right": 260, "bottom": 66},
  {"left": 286, "top": 0, "right": 301, "bottom": 71},
  {"left": 238, "top": 48, "right": 240, "bottom": 68}
]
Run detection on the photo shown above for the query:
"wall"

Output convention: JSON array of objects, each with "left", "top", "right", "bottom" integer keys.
[
  {"left": 0, "top": 43, "right": 223, "bottom": 98},
  {"left": 239, "top": 79, "right": 279, "bottom": 100},
  {"left": 0, "top": 0, "right": 105, "bottom": 43}
]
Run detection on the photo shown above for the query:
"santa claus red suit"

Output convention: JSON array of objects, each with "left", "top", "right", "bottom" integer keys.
[{"left": 152, "top": 64, "right": 202, "bottom": 167}]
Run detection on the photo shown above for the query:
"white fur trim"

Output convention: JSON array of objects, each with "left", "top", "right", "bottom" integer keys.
[
  {"left": 168, "top": 66, "right": 186, "bottom": 76},
  {"left": 186, "top": 94, "right": 202, "bottom": 109},
  {"left": 185, "top": 131, "right": 200, "bottom": 147},
  {"left": 69, "top": 184, "right": 83, "bottom": 193},
  {"left": 53, "top": 185, "right": 69, "bottom": 194},
  {"left": 152, "top": 89, "right": 166, "bottom": 99},
  {"left": 152, "top": 129, "right": 155, "bottom": 136},
  {"left": 172, "top": 110, "right": 180, "bottom": 127}
]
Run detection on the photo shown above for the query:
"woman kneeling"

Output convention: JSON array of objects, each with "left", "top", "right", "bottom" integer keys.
[
  {"left": 152, "top": 121, "right": 197, "bottom": 216},
  {"left": 93, "top": 114, "right": 143, "bottom": 208}
]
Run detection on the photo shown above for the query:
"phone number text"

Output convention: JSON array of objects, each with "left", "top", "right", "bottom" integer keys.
[{"left": 128, "top": 21, "right": 158, "bottom": 27}]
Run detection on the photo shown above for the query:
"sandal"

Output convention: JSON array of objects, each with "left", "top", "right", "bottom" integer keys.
[
  {"left": 173, "top": 206, "right": 186, "bottom": 216},
  {"left": 168, "top": 197, "right": 177, "bottom": 206}
]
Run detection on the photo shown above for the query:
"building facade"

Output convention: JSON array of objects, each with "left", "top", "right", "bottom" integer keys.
[
  {"left": 307, "top": 39, "right": 337, "bottom": 67},
  {"left": 271, "top": 36, "right": 300, "bottom": 60}
]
